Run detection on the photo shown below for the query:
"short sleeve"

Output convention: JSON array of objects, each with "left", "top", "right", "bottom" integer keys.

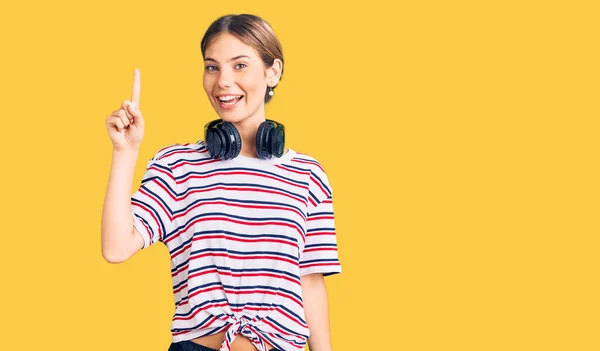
[
  {"left": 299, "top": 166, "right": 341, "bottom": 277},
  {"left": 131, "top": 152, "right": 179, "bottom": 249}
]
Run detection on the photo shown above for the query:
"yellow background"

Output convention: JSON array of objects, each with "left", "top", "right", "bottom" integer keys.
[{"left": 1, "top": 0, "right": 598, "bottom": 350}]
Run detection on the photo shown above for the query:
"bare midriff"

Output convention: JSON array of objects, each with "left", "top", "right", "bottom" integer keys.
[{"left": 191, "top": 331, "right": 275, "bottom": 351}]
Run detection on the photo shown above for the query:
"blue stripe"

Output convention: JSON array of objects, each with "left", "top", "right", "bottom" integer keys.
[
  {"left": 183, "top": 196, "right": 306, "bottom": 218},
  {"left": 310, "top": 169, "right": 331, "bottom": 195},
  {"left": 306, "top": 227, "right": 335, "bottom": 232},
  {"left": 171, "top": 313, "right": 232, "bottom": 333},
  {"left": 185, "top": 283, "right": 302, "bottom": 303},
  {"left": 263, "top": 315, "right": 309, "bottom": 339},
  {"left": 173, "top": 298, "right": 228, "bottom": 317},
  {"left": 278, "top": 163, "right": 311, "bottom": 173},
  {"left": 170, "top": 229, "right": 298, "bottom": 261},
  {"left": 300, "top": 258, "right": 339, "bottom": 264},
  {"left": 187, "top": 264, "right": 300, "bottom": 281},
  {"left": 133, "top": 214, "right": 155, "bottom": 239},
  {"left": 187, "top": 281, "right": 224, "bottom": 294},
  {"left": 169, "top": 235, "right": 194, "bottom": 260},
  {"left": 277, "top": 303, "right": 306, "bottom": 327},
  {"left": 194, "top": 229, "right": 298, "bottom": 241},
  {"left": 181, "top": 211, "right": 305, "bottom": 235},
  {"left": 293, "top": 156, "right": 320, "bottom": 165},
  {"left": 172, "top": 262, "right": 302, "bottom": 288},
  {"left": 304, "top": 243, "right": 337, "bottom": 249},
  {"left": 132, "top": 198, "right": 168, "bottom": 237},
  {"left": 180, "top": 167, "right": 309, "bottom": 188},
  {"left": 257, "top": 331, "right": 306, "bottom": 349},
  {"left": 307, "top": 211, "right": 333, "bottom": 217},
  {"left": 158, "top": 145, "right": 194, "bottom": 160},
  {"left": 181, "top": 182, "right": 306, "bottom": 203},
  {"left": 251, "top": 325, "right": 307, "bottom": 348},
  {"left": 308, "top": 190, "right": 320, "bottom": 204},
  {"left": 242, "top": 317, "right": 307, "bottom": 345},
  {"left": 190, "top": 248, "right": 299, "bottom": 261},
  {"left": 170, "top": 156, "right": 213, "bottom": 167}
]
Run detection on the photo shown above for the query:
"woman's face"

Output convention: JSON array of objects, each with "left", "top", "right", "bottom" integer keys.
[{"left": 203, "top": 32, "right": 279, "bottom": 124}]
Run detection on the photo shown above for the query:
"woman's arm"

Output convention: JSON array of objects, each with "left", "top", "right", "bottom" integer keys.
[
  {"left": 101, "top": 148, "right": 144, "bottom": 263},
  {"left": 301, "top": 273, "right": 333, "bottom": 351}
]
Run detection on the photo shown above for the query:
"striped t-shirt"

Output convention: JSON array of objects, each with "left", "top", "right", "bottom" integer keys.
[{"left": 131, "top": 140, "right": 341, "bottom": 351}]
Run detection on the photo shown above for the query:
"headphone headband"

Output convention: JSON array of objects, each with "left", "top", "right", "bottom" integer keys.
[{"left": 204, "top": 119, "right": 285, "bottom": 160}]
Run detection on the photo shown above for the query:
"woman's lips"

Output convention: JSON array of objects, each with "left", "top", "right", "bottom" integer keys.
[{"left": 217, "top": 95, "right": 243, "bottom": 110}]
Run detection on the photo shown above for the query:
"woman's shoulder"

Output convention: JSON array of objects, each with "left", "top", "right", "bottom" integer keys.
[
  {"left": 149, "top": 141, "right": 209, "bottom": 165},
  {"left": 290, "top": 150, "right": 328, "bottom": 175}
]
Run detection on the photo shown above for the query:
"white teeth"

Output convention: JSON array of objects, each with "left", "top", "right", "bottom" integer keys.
[{"left": 218, "top": 95, "right": 242, "bottom": 102}]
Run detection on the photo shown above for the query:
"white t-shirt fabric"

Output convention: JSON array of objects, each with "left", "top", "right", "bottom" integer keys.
[{"left": 131, "top": 140, "right": 341, "bottom": 351}]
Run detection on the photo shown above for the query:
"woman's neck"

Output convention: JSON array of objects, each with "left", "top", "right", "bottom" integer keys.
[{"left": 232, "top": 109, "right": 266, "bottom": 158}]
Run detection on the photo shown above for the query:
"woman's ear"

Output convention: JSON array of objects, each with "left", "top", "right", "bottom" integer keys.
[{"left": 267, "top": 58, "right": 283, "bottom": 83}]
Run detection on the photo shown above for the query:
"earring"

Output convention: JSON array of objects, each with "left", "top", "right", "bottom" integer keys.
[{"left": 268, "top": 86, "right": 274, "bottom": 96}]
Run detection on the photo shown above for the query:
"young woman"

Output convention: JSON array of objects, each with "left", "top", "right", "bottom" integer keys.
[{"left": 102, "top": 14, "right": 341, "bottom": 351}]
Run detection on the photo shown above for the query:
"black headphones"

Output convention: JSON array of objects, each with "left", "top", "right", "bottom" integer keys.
[{"left": 203, "top": 119, "right": 286, "bottom": 160}]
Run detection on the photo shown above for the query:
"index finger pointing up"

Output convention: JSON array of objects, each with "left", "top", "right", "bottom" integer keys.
[{"left": 132, "top": 67, "right": 141, "bottom": 108}]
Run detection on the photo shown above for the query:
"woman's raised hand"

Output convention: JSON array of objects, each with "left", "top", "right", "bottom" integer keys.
[{"left": 105, "top": 68, "right": 145, "bottom": 151}]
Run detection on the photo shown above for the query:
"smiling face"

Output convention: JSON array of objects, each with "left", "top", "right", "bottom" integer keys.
[{"left": 203, "top": 32, "right": 280, "bottom": 125}]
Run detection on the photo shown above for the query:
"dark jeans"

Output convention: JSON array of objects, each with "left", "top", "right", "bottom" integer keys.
[{"left": 168, "top": 340, "right": 280, "bottom": 351}]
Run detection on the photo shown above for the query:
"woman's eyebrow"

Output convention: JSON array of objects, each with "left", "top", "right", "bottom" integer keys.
[{"left": 205, "top": 55, "right": 250, "bottom": 63}]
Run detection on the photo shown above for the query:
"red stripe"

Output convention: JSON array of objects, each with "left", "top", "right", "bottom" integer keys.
[
  {"left": 306, "top": 231, "right": 336, "bottom": 236},
  {"left": 155, "top": 144, "right": 173, "bottom": 155},
  {"left": 173, "top": 281, "right": 187, "bottom": 294},
  {"left": 137, "top": 218, "right": 152, "bottom": 243},
  {"left": 261, "top": 318, "right": 295, "bottom": 339},
  {"left": 172, "top": 158, "right": 219, "bottom": 170},
  {"left": 172, "top": 262, "right": 189, "bottom": 277},
  {"left": 187, "top": 268, "right": 219, "bottom": 280},
  {"left": 275, "top": 164, "right": 310, "bottom": 175},
  {"left": 172, "top": 301, "right": 229, "bottom": 321},
  {"left": 194, "top": 234, "right": 296, "bottom": 247},
  {"left": 180, "top": 185, "right": 305, "bottom": 204},
  {"left": 181, "top": 170, "right": 307, "bottom": 190},
  {"left": 214, "top": 269, "right": 300, "bottom": 285},
  {"left": 139, "top": 186, "right": 173, "bottom": 220},
  {"left": 171, "top": 241, "right": 192, "bottom": 259},
  {"left": 300, "top": 262, "right": 341, "bottom": 268},
  {"left": 181, "top": 216, "right": 305, "bottom": 239},
  {"left": 307, "top": 215, "right": 334, "bottom": 221},
  {"left": 180, "top": 200, "right": 305, "bottom": 221},
  {"left": 182, "top": 285, "right": 303, "bottom": 309},
  {"left": 310, "top": 174, "right": 329, "bottom": 198},
  {"left": 131, "top": 201, "right": 164, "bottom": 240},
  {"left": 171, "top": 315, "right": 223, "bottom": 336},
  {"left": 175, "top": 267, "right": 302, "bottom": 291},
  {"left": 158, "top": 148, "right": 206, "bottom": 161},
  {"left": 188, "top": 285, "right": 225, "bottom": 300},
  {"left": 276, "top": 308, "right": 309, "bottom": 328},
  {"left": 190, "top": 252, "right": 297, "bottom": 266},
  {"left": 149, "top": 164, "right": 177, "bottom": 183},
  {"left": 291, "top": 158, "right": 325, "bottom": 173}
]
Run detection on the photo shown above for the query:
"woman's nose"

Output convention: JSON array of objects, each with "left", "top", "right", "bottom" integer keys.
[{"left": 218, "top": 72, "right": 233, "bottom": 88}]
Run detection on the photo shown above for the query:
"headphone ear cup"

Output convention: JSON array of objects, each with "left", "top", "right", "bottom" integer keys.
[
  {"left": 272, "top": 124, "right": 285, "bottom": 157},
  {"left": 266, "top": 119, "right": 285, "bottom": 158},
  {"left": 221, "top": 122, "right": 241, "bottom": 160},
  {"left": 255, "top": 121, "right": 272, "bottom": 159},
  {"left": 205, "top": 119, "right": 227, "bottom": 159},
  {"left": 256, "top": 120, "right": 286, "bottom": 159}
]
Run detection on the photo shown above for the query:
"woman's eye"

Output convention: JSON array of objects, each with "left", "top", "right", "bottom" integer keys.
[
  {"left": 205, "top": 65, "right": 217, "bottom": 71},
  {"left": 235, "top": 63, "right": 247, "bottom": 69}
]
